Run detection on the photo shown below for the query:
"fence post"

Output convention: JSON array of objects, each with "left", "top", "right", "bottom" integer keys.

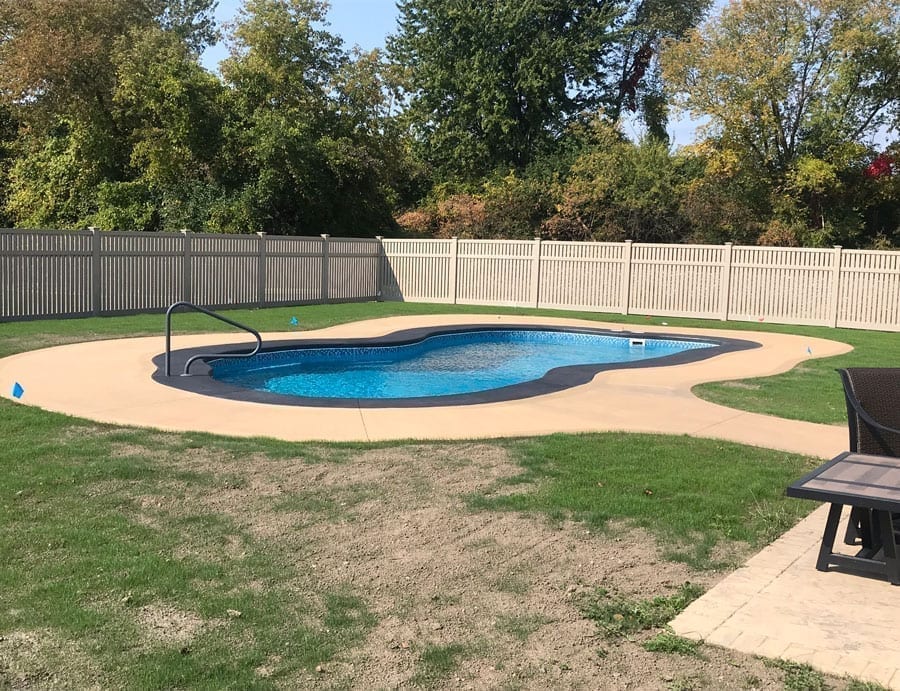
[
  {"left": 257, "top": 232, "right": 267, "bottom": 308},
  {"left": 531, "top": 237, "right": 542, "bottom": 308},
  {"left": 89, "top": 226, "right": 101, "bottom": 316},
  {"left": 180, "top": 229, "right": 192, "bottom": 303},
  {"left": 620, "top": 240, "right": 633, "bottom": 315},
  {"left": 320, "top": 234, "right": 330, "bottom": 303},
  {"left": 449, "top": 236, "right": 459, "bottom": 304},
  {"left": 719, "top": 242, "right": 733, "bottom": 321},
  {"left": 829, "top": 245, "right": 843, "bottom": 327},
  {"left": 375, "top": 236, "right": 385, "bottom": 301}
]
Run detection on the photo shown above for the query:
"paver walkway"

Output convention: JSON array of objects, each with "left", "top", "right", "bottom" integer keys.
[
  {"left": 672, "top": 504, "right": 900, "bottom": 688},
  {"left": 2, "top": 314, "right": 897, "bottom": 687}
]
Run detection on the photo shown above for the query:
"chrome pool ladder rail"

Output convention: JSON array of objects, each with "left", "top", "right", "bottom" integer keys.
[{"left": 165, "top": 301, "right": 263, "bottom": 377}]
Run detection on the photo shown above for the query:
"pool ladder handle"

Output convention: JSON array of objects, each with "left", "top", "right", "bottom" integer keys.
[{"left": 164, "top": 301, "right": 263, "bottom": 377}]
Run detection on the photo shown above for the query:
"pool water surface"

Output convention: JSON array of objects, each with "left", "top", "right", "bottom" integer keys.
[{"left": 210, "top": 329, "right": 714, "bottom": 400}]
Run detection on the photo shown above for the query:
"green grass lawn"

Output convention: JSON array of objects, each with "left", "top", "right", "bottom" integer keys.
[
  {"left": 0, "top": 401, "right": 818, "bottom": 687},
  {"left": 1, "top": 303, "right": 890, "bottom": 687}
]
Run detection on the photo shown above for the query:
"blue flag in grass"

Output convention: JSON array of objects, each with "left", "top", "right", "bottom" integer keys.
[
  {"left": 290, "top": 317, "right": 299, "bottom": 326},
  {"left": 11, "top": 382, "right": 24, "bottom": 399}
]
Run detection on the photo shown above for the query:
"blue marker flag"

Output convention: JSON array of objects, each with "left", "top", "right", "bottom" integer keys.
[
  {"left": 11, "top": 382, "right": 24, "bottom": 399},
  {"left": 806, "top": 346, "right": 813, "bottom": 355},
  {"left": 290, "top": 317, "right": 299, "bottom": 326}
]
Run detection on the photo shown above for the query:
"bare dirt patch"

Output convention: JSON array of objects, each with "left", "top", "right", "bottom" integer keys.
[
  {"left": 717, "top": 381, "right": 761, "bottom": 390},
  {"left": 0, "top": 629, "right": 104, "bottom": 689},
  {"left": 134, "top": 603, "right": 208, "bottom": 646},
  {"left": 142, "top": 441, "right": 855, "bottom": 690}
]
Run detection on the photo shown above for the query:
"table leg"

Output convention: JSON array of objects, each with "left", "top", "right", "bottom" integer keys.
[
  {"left": 877, "top": 510, "right": 900, "bottom": 586},
  {"left": 816, "top": 503, "right": 844, "bottom": 572}
]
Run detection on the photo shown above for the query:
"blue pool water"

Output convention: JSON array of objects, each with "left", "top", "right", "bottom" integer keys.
[{"left": 210, "top": 329, "right": 714, "bottom": 400}]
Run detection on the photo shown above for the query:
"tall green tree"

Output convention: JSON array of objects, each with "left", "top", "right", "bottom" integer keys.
[
  {"left": 217, "top": 0, "right": 397, "bottom": 235},
  {"left": 662, "top": 0, "right": 899, "bottom": 245},
  {"left": 101, "top": 26, "right": 226, "bottom": 231},
  {"left": 0, "top": 105, "right": 17, "bottom": 226},
  {"left": 0, "top": 0, "right": 217, "bottom": 127},
  {"left": 662, "top": 0, "right": 900, "bottom": 176},
  {"left": 388, "top": 0, "right": 626, "bottom": 181},
  {"left": 0, "top": 0, "right": 220, "bottom": 229},
  {"left": 607, "top": 0, "right": 711, "bottom": 140}
]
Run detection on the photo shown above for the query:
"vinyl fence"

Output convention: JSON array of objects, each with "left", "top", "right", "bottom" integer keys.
[
  {"left": 0, "top": 229, "right": 382, "bottom": 319},
  {"left": 2, "top": 230, "right": 898, "bottom": 331},
  {"left": 381, "top": 238, "right": 900, "bottom": 332}
]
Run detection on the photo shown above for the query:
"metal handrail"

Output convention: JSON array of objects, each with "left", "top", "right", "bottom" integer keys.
[{"left": 165, "top": 301, "right": 262, "bottom": 376}]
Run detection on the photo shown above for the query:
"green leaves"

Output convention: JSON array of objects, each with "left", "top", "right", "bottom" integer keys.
[
  {"left": 662, "top": 0, "right": 900, "bottom": 176},
  {"left": 390, "top": 0, "right": 627, "bottom": 181}
]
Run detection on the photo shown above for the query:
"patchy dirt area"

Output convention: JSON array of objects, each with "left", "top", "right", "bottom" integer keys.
[
  {"left": 0, "top": 629, "right": 103, "bottom": 689},
  {"left": 141, "top": 441, "right": 852, "bottom": 690},
  {"left": 2, "top": 440, "right": 861, "bottom": 690}
]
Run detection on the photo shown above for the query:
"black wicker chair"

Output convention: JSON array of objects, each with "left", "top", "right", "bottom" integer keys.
[{"left": 840, "top": 368, "right": 900, "bottom": 546}]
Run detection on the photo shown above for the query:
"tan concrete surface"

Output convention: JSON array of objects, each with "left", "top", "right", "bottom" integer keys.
[
  {"left": 5, "top": 314, "right": 899, "bottom": 687},
  {"left": 0, "top": 314, "right": 850, "bottom": 454}
]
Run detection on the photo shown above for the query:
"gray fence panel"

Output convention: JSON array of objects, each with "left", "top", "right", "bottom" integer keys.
[
  {"left": 99, "top": 232, "right": 184, "bottom": 313},
  {"left": 1, "top": 230, "right": 93, "bottom": 319}
]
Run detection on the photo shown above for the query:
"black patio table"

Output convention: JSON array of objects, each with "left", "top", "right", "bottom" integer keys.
[{"left": 786, "top": 451, "right": 900, "bottom": 585}]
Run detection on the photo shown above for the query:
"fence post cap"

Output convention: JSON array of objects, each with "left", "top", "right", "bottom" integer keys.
[
  {"left": 725, "top": 241, "right": 733, "bottom": 246},
  {"left": 88, "top": 226, "right": 99, "bottom": 232},
  {"left": 833, "top": 245, "right": 843, "bottom": 249},
  {"left": 180, "top": 228, "right": 190, "bottom": 235},
  {"left": 256, "top": 231, "right": 267, "bottom": 237},
  {"left": 320, "top": 233, "right": 331, "bottom": 239}
]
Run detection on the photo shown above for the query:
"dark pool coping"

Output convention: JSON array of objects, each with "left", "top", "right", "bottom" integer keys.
[{"left": 152, "top": 324, "right": 761, "bottom": 409}]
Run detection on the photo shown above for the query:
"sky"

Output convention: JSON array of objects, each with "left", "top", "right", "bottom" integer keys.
[
  {"left": 201, "top": 0, "right": 400, "bottom": 70},
  {"left": 201, "top": 0, "right": 702, "bottom": 145}
]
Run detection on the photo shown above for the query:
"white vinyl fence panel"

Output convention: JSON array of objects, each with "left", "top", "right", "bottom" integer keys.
[
  {"left": 456, "top": 239, "right": 538, "bottom": 307},
  {"left": 837, "top": 250, "right": 900, "bottom": 330},
  {"left": 379, "top": 238, "right": 454, "bottom": 303},
  {"left": 538, "top": 241, "right": 627, "bottom": 312},
  {"left": 629, "top": 244, "right": 727, "bottom": 319},
  {"left": 380, "top": 238, "right": 898, "bottom": 331},
  {"left": 729, "top": 246, "right": 839, "bottom": 326}
]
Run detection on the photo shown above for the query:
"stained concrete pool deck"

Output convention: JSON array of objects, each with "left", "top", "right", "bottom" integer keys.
[{"left": 2, "top": 314, "right": 898, "bottom": 687}]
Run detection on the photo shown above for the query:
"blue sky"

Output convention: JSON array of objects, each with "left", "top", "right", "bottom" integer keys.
[
  {"left": 201, "top": 0, "right": 400, "bottom": 70},
  {"left": 202, "top": 0, "right": 701, "bottom": 145}
]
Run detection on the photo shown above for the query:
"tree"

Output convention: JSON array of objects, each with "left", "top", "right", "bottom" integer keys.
[
  {"left": 389, "top": 0, "right": 627, "bottom": 181},
  {"left": 662, "top": 0, "right": 900, "bottom": 177},
  {"left": 0, "top": 0, "right": 221, "bottom": 229},
  {"left": 4, "top": 119, "right": 106, "bottom": 227},
  {"left": 606, "top": 0, "right": 711, "bottom": 140},
  {"left": 0, "top": 105, "right": 17, "bottom": 226},
  {"left": 217, "top": 0, "right": 398, "bottom": 235},
  {"left": 550, "top": 119, "right": 695, "bottom": 242},
  {"left": 0, "top": 0, "right": 217, "bottom": 127},
  {"left": 106, "top": 26, "right": 225, "bottom": 230}
]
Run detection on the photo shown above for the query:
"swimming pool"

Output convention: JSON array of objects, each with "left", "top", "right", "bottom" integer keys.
[
  {"left": 211, "top": 329, "right": 714, "bottom": 399},
  {"left": 157, "top": 325, "right": 756, "bottom": 407}
]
